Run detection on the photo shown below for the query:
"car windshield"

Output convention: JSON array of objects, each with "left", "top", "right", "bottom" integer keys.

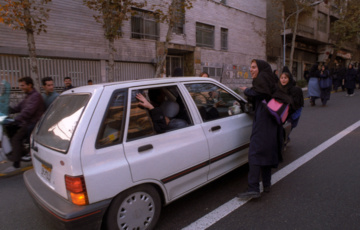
[{"left": 34, "top": 94, "right": 90, "bottom": 153}]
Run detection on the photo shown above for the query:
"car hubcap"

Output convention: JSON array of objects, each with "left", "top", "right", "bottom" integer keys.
[{"left": 117, "top": 192, "right": 155, "bottom": 230}]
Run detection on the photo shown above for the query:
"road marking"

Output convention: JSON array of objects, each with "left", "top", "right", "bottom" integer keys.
[{"left": 182, "top": 120, "right": 360, "bottom": 230}]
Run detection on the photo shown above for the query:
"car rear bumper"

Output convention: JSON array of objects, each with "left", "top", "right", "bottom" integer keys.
[{"left": 23, "top": 169, "right": 112, "bottom": 230}]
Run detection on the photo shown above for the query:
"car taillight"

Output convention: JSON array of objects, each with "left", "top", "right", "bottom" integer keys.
[{"left": 65, "top": 175, "right": 89, "bottom": 205}]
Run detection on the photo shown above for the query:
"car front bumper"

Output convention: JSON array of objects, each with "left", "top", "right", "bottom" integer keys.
[{"left": 23, "top": 169, "right": 112, "bottom": 230}]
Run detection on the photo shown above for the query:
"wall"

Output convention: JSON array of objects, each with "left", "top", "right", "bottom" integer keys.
[{"left": 0, "top": 0, "right": 267, "bottom": 89}]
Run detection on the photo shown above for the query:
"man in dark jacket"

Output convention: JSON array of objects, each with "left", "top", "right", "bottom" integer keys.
[
  {"left": 1, "top": 77, "right": 45, "bottom": 173},
  {"left": 63, "top": 76, "right": 75, "bottom": 92}
]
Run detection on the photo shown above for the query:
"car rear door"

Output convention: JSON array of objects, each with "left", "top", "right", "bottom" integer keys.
[
  {"left": 123, "top": 84, "right": 210, "bottom": 201},
  {"left": 80, "top": 86, "right": 135, "bottom": 202}
]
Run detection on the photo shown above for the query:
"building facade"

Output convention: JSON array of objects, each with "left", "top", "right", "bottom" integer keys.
[
  {"left": 0, "top": 0, "right": 267, "bottom": 91},
  {"left": 267, "top": 0, "right": 360, "bottom": 81}
]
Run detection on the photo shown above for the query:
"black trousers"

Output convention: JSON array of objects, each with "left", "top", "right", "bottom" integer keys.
[
  {"left": 248, "top": 164, "right": 272, "bottom": 192},
  {"left": 8, "top": 126, "right": 28, "bottom": 167},
  {"left": 347, "top": 88, "right": 355, "bottom": 95}
]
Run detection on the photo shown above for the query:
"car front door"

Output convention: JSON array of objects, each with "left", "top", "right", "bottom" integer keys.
[{"left": 185, "top": 82, "right": 253, "bottom": 181}]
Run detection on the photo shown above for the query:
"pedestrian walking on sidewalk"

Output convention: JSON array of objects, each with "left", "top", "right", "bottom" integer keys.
[
  {"left": 307, "top": 64, "right": 321, "bottom": 106},
  {"left": 345, "top": 63, "right": 357, "bottom": 96},
  {"left": 319, "top": 65, "right": 332, "bottom": 106}
]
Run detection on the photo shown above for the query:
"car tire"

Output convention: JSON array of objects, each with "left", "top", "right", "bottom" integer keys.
[{"left": 105, "top": 185, "right": 161, "bottom": 230}]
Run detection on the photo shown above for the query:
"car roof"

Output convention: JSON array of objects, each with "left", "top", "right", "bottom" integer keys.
[
  {"left": 61, "top": 77, "right": 222, "bottom": 94},
  {"left": 100, "top": 77, "right": 218, "bottom": 87}
]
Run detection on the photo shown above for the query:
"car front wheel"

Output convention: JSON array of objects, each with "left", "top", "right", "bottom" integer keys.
[{"left": 105, "top": 185, "right": 161, "bottom": 230}]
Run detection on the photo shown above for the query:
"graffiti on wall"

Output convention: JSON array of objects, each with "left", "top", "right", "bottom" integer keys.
[{"left": 221, "top": 64, "right": 251, "bottom": 85}]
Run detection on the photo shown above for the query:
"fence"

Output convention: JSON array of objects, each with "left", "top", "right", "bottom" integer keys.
[{"left": 0, "top": 55, "right": 156, "bottom": 90}]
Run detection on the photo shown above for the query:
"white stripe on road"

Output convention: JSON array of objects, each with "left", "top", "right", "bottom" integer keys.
[{"left": 182, "top": 120, "right": 360, "bottom": 230}]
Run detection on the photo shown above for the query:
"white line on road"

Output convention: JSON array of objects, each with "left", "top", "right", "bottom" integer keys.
[{"left": 182, "top": 120, "right": 360, "bottom": 230}]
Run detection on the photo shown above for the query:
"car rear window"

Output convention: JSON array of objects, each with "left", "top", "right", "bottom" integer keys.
[{"left": 34, "top": 94, "right": 90, "bottom": 153}]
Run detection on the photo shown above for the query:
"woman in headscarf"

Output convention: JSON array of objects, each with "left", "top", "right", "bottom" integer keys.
[
  {"left": 344, "top": 63, "right": 357, "bottom": 96},
  {"left": 278, "top": 67, "right": 304, "bottom": 149},
  {"left": 318, "top": 65, "right": 331, "bottom": 106},
  {"left": 237, "top": 59, "right": 284, "bottom": 199},
  {"left": 307, "top": 64, "right": 321, "bottom": 106}
]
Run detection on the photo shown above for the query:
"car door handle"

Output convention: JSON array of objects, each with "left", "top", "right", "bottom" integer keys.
[
  {"left": 210, "top": 126, "right": 221, "bottom": 132},
  {"left": 138, "top": 144, "right": 153, "bottom": 152}
]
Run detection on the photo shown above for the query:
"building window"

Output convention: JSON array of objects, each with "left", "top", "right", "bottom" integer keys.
[
  {"left": 172, "top": 0, "right": 185, "bottom": 34},
  {"left": 202, "top": 67, "right": 222, "bottom": 78},
  {"left": 196, "top": 22, "right": 215, "bottom": 48},
  {"left": 318, "top": 12, "right": 327, "bottom": 33},
  {"left": 131, "top": 9, "right": 159, "bottom": 40},
  {"left": 221, "top": 28, "right": 228, "bottom": 50},
  {"left": 220, "top": 0, "right": 227, "bottom": 4}
]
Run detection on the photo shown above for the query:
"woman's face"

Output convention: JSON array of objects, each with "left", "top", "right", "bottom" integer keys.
[
  {"left": 250, "top": 61, "right": 259, "bottom": 79},
  {"left": 280, "top": 74, "right": 289, "bottom": 86}
]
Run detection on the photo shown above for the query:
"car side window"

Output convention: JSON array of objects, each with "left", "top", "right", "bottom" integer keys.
[
  {"left": 185, "top": 83, "right": 244, "bottom": 122},
  {"left": 127, "top": 86, "right": 192, "bottom": 141},
  {"left": 127, "top": 89, "right": 157, "bottom": 141},
  {"left": 96, "top": 89, "right": 126, "bottom": 148}
]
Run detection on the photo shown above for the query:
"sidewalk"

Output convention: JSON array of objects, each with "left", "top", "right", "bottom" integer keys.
[{"left": 0, "top": 157, "right": 33, "bottom": 177}]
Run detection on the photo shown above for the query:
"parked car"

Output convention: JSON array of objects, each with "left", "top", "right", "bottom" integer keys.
[{"left": 24, "top": 77, "right": 253, "bottom": 230}]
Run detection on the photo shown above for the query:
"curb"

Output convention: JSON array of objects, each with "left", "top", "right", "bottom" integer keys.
[{"left": 0, "top": 160, "right": 33, "bottom": 177}]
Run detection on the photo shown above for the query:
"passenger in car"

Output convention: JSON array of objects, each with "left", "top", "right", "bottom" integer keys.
[{"left": 136, "top": 92, "right": 187, "bottom": 133}]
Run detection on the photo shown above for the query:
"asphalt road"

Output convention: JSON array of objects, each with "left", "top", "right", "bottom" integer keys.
[{"left": 1, "top": 89, "right": 360, "bottom": 230}]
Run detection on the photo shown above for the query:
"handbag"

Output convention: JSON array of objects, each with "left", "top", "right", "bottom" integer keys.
[
  {"left": 319, "top": 77, "right": 332, "bottom": 89},
  {"left": 262, "top": 99, "right": 289, "bottom": 125}
]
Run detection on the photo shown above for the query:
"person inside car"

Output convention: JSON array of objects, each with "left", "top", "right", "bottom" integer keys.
[{"left": 135, "top": 90, "right": 187, "bottom": 133}]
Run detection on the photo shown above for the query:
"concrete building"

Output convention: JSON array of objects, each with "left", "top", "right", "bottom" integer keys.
[
  {"left": 0, "top": 0, "right": 267, "bottom": 90},
  {"left": 267, "top": 0, "right": 360, "bottom": 81}
]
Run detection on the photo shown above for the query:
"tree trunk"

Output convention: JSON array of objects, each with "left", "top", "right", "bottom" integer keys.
[
  {"left": 24, "top": 2, "right": 41, "bottom": 91},
  {"left": 328, "top": 48, "right": 339, "bottom": 69},
  {"left": 289, "top": 6, "right": 299, "bottom": 75},
  {"left": 154, "top": 0, "right": 176, "bottom": 78},
  {"left": 108, "top": 37, "right": 115, "bottom": 82},
  {"left": 154, "top": 26, "right": 172, "bottom": 78}
]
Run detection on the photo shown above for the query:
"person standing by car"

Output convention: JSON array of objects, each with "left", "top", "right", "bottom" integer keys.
[
  {"left": 344, "top": 63, "right": 357, "bottom": 96},
  {"left": 41, "top": 77, "right": 59, "bottom": 109},
  {"left": 237, "top": 59, "right": 283, "bottom": 199},
  {"left": 63, "top": 76, "right": 75, "bottom": 92},
  {"left": 1, "top": 77, "right": 45, "bottom": 173}
]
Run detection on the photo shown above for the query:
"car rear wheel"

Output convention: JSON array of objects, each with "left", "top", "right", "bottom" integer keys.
[{"left": 105, "top": 185, "right": 161, "bottom": 230}]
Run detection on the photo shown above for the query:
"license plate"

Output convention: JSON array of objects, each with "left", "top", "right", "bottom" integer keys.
[{"left": 41, "top": 164, "right": 52, "bottom": 182}]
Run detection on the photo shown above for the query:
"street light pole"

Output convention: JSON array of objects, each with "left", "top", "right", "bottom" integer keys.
[{"left": 282, "top": 0, "right": 323, "bottom": 67}]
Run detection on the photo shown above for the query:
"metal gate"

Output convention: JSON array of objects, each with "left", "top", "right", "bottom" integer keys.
[
  {"left": 0, "top": 55, "right": 101, "bottom": 89},
  {"left": 112, "top": 62, "right": 155, "bottom": 81}
]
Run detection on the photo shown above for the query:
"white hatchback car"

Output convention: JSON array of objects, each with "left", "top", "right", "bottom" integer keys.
[{"left": 24, "top": 77, "right": 253, "bottom": 230}]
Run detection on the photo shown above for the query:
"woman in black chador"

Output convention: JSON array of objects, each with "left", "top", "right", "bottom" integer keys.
[{"left": 237, "top": 59, "right": 286, "bottom": 199}]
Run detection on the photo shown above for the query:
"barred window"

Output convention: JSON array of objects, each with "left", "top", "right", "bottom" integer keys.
[
  {"left": 196, "top": 22, "right": 215, "bottom": 48},
  {"left": 172, "top": 0, "right": 185, "bottom": 34},
  {"left": 221, "top": 28, "right": 228, "bottom": 50},
  {"left": 202, "top": 67, "right": 223, "bottom": 79},
  {"left": 131, "top": 9, "right": 159, "bottom": 40}
]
